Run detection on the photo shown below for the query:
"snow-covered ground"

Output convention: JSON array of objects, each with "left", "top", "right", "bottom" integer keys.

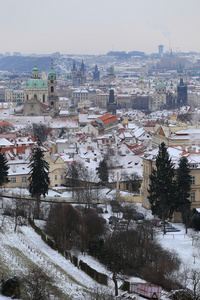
[
  {"left": 1, "top": 195, "right": 200, "bottom": 299},
  {"left": 0, "top": 213, "right": 116, "bottom": 299}
]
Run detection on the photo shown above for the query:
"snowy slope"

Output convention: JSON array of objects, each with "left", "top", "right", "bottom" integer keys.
[
  {"left": 1, "top": 202, "right": 200, "bottom": 299},
  {"left": 0, "top": 214, "right": 115, "bottom": 299}
]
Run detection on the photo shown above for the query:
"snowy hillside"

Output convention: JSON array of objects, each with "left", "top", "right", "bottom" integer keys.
[
  {"left": 0, "top": 213, "right": 115, "bottom": 299},
  {"left": 1, "top": 201, "right": 200, "bottom": 299}
]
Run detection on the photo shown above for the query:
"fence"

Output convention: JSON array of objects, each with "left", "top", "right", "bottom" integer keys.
[{"left": 28, "top": 218, "right": 108, "bottom": 285}]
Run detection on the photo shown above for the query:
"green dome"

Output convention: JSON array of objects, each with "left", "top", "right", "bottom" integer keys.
[
  {"left": 24, "top": 78, "right": 48, "bottom": 88},
  {"left": 156, "top": 82, "right": 166, "bottom": 88}
]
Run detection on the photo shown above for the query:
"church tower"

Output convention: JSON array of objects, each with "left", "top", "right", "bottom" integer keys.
[
  {"left": 108, "top": 66, "right": 115, "bottom": 83},
  {"left": 71, "top": 60, "right": 86, "bottom": 85},
  {"left": 177, "top": 78, "right": 187, "bottom": 106},
  {"left": 93, "top": 65, "right": 100, "bottom": 81},
  {"left": 80, "top": 60, "right": 86, "bottom": 83},
  {"left": 107, "top": 89, "right": 117, "bottom": 115},
  {"left": 48, "top": 60, "right": 59, "bottom": 111},
  {"left": 72, "top": 60, "right": 77, "bottom": 85}
]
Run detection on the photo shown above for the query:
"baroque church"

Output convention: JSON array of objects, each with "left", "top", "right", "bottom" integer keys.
[{"left": 15, "top": 60, "right": 59, "bottom": 117}]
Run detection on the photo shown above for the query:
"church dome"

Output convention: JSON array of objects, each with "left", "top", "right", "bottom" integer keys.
[
  {"left": 156, "top": 82, "right": 166, "bottom": 88},
  {"left": 24, "top": 78, "right": 48, "bottom": 88},
  {"left": 24, "top": 61, "right": 48, "bottom": 88}
]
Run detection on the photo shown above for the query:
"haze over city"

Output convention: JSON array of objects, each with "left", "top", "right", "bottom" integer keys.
[{"left": 1, "top": 0, "right": 200, "bottom": 55}]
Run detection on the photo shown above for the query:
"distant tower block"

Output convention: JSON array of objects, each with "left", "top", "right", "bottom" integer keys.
[{"left": 158, "top": 45, "right": 164, "bottom": 57}]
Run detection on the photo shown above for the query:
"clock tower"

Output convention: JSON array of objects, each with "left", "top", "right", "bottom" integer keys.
[{"left": 48, "top": 60, "right": 59, "bottom": 111}]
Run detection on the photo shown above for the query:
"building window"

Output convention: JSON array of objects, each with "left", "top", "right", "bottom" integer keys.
[
  {"left": 55, "top": 175, "right": 57, "bottom": 180},
  {"left": 61, "top": 175, "right": 63, "bottom": 180},
  {"left": 51, "top": 86, "right": 54, "bottom": 93},
  {"left": 191, "top": 176, "right": 195, "bottom": 185},
  {"left": 10, "top": 177, "right": 16, "bottom": 183},
  {"left": 43, "top": 94, "right": 45, "bottom": 103},
  {"left": 22, "top": 177, "right": 27, "bottom": 182},
  {"left": 191, "top": 193, "right": 195, "bottom": 202}
]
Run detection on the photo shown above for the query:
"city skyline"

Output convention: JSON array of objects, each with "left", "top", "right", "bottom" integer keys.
[{"left": 1, "top": 0, "right": 200, "bottom": 55}]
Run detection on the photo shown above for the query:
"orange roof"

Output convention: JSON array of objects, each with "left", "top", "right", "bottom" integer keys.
[
  {"left": 0, "top": 121, "right": 14, "bottom": 127},
  {"left": 99, "top": 114, "right": 118, "bottom": 124},
  {"left": 103, "top": 117, "right": 118, "bottom": 124},
  {"left": 40, "top": 102, "right": 51, "bottom": 110}
]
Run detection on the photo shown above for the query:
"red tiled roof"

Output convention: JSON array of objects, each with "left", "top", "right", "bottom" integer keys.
[
  {"left": 103, "top": 117, "right": 118, "bottom": 124},
  {"left": 99, "top": 114, "right": 118, "bottom": 124},
  {"left": 40, "top": 102, "right": 51, "bottom": 110},
  {"left": 0, "top": 121, "right": 14, "bottom": 127}
]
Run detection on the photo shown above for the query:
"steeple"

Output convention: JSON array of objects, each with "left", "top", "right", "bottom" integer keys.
[
  {"left": 93, "top": 65, "right": 100, "bottom": 81},
  {"left": 80, "top": 60, "right": 85, "bottom": 71},
  {"left": 48, "top": 59, "right": 56, "bottom": 80}
]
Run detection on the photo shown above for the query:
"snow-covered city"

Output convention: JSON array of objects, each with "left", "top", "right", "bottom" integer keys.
[{"left": 1, "top": 0, "right": 200, "bottom": 299}]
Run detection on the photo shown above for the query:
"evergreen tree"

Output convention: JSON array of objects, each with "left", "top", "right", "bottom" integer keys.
[
  {"left": 176, "top": 156, "right": 192, "bottom": 232},
  {"left": 0, "top": 148, "right": 9, "bottom": 187},
  {"left": 96, "top": 159, "right": 108, "bottom": 183},
  {"left": 28, "top": 144, "right": 50, "bottom": 218},
  {"left": 148, "top": 142, "right": 176, "bottom": 233}
]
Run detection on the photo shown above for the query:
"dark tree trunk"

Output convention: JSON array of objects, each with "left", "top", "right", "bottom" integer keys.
[
  {"left": 36, "top": 195, "right": 40, "bottom": 219},
  {"left": 113, "top": 272, "right": 118, "bottom": 296}
]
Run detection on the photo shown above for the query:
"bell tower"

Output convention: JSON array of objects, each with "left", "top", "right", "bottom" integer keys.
[{"left": 48, "top": 59, "right": 59, "bottom": 111}]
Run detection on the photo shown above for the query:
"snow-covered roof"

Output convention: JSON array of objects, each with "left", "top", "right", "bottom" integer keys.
[{"left": 0, "top": 138, "right": 14, "bottom": 146}]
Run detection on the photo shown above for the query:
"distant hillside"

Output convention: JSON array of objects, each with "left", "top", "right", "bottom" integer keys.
[{"left": 0, "top": 56, "right": 52, "bottom": 72}]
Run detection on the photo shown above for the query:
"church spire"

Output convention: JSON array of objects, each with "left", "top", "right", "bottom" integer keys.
[
  {"left": 80, "top": 60, "right": 85, "bottom": 71},
  {"left": 48, "top": 59, "right": 56, "bottom": 80}
]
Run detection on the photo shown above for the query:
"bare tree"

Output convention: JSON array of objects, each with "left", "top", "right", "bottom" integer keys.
[
  {"left": 66, "top": 161, "right": 98, "bottom": 207},
  {"left": 45, "top": 203, "right": 82, "bottom": 252},
  {"left": 22, "top": 266, "right": 60, "bottom": 300},
  {"left": 190, "top": 269, "right": 200, "bottom": 300},
  {"left": 89, "top": 287, "right": 115, "bottom": 300},
  {"left": 12, "top": 196, "right": 28, "bottom": 232}
]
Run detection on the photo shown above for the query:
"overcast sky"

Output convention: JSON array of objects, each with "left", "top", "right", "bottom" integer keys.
[{"left": 1, "top": 0, "right": 200, "bottom": 55}]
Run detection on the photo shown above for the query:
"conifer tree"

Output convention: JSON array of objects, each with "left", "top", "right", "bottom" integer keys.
[
  {"left": 28, "top": 144, "right": 50, "bottom": 218},
  {"left": 0, "top": 148, "right": 9, "bottom": 187},
  {"left": 176, "top": 156, "right": 192, "bottom": 232},
  {"left": 96, "top": 159, "right": 108, "bottom": 183},
  {"left": 148, "top": 142, "right": 176, "bottom": 233}
]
